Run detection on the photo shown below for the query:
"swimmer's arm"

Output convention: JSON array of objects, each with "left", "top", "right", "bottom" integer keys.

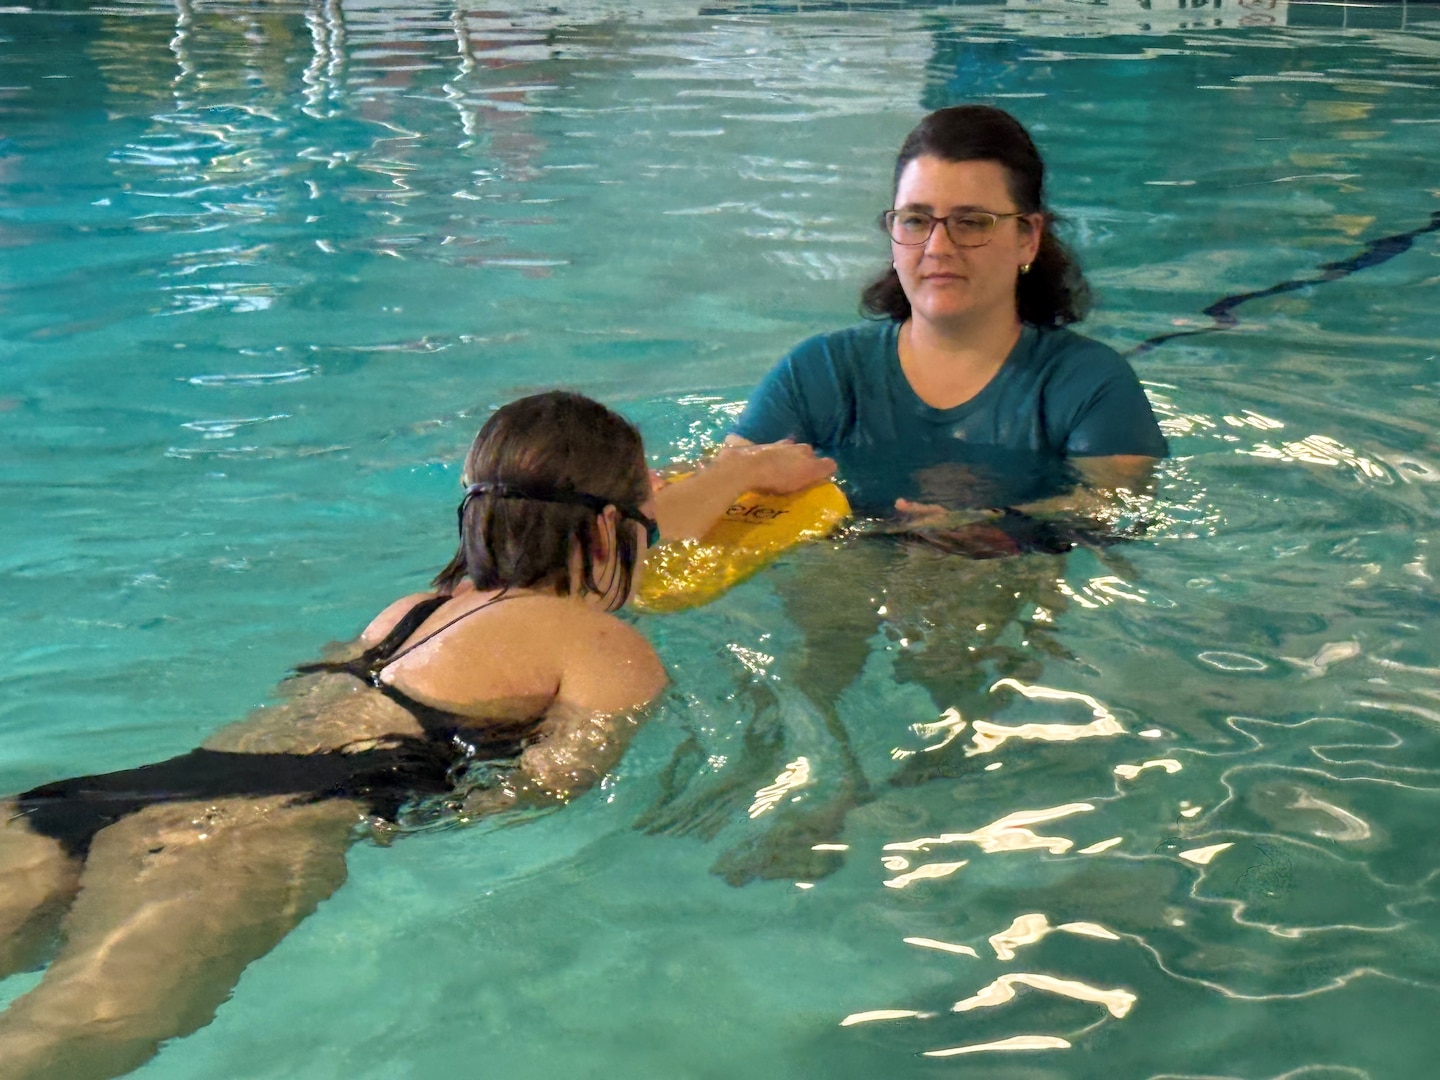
[
  {"left": 895, "top": 457, "right": 1159, "bottom": 527},
  {"left": 1011, "top": 454, "right": 1160, "bottom": 520},
  {"left": 461, "top": 621, "right": 667, "bottom": 815},
  {"left": 652, "top": 437, "right": 836, "bottom": 541}
]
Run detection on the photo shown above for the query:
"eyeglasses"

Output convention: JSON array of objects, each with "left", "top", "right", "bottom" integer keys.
[
  {"left": 459, "top": 481, "right": 660, "bottom": 549},
  {"left": 881, "top": 208, "right": 1027, "bottom": 248}
]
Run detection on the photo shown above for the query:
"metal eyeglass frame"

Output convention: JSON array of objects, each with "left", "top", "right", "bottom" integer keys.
[{"left": 880, "top": 208, "right": 1027, "bottom": 248}]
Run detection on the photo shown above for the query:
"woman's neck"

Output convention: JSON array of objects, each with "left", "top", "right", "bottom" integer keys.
[{"left": 899, "top": 312, "right": 1024, "bottom": 410}]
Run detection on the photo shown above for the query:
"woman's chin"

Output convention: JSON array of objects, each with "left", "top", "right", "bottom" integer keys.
[
  {"left": 913, "top": 287, "right": 1023, "bottom": 330},
  {"left": 913, "top": 299, "right": 978, "bottom": 326}
]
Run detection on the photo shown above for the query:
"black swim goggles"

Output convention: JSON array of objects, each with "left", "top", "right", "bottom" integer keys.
[{"left": 459, "top": 481, "right": 660, "bottom": 549}]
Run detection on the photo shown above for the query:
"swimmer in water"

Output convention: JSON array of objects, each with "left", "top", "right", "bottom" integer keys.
[{"left": 0, "top": 391, "right": 673, "bottom": 1080}]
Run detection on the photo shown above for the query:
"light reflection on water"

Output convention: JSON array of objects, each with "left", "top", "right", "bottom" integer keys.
[{"left": 2, "top": 1, "right": 1440, "bottom": 1077}]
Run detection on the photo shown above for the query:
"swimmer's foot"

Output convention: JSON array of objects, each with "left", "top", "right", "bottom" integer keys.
[
  {"left": 710, "top": 784, "right": 869, "bottom": 887},
  {"left": 634, "top": 762, "right": 772, "bottom": 842},
  {"left": 631, "top": 736, "right": 712, "bottom": 835},
  {"left": 887, "top": 754, "right": 972, "bottom": 789},
  {"left": 635, "top": 688, "right": 787, "bottom": 841}
]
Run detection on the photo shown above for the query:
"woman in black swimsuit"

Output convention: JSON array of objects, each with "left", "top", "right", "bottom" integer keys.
[{"left": 0, "top": 391, "right": 667, "bottom": 1080}]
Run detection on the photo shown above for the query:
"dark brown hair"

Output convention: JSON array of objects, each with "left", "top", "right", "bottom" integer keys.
[
  {"left": 432, "top": 391, "right": 649, "bottom": 606},
  {"left": 860, "top": 105, "right": 1090, "bottom": 328}
]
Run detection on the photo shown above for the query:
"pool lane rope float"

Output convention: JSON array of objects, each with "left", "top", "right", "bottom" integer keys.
[
  {"left": 1128, "top": 208, "right": 1440, "bottom": 357},
  {"left": 636, "top": 477, "right": 851, "bottom": 613}
]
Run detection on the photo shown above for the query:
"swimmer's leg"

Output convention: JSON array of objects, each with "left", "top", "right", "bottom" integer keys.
[
  {"left": 772, "top": 544, "right": 884, "bottom": 709},
  {"left": 0, "top": 806, "right": 83, "bottom": 978},
  {"left": 0, "top": 797, "right": 357, "bottom": 1080},
  {"left": 709, "top": 770, "right": 867, "bottom": 887},
  {"left": 702, "top": 547, "right": 887, "bottom": 885},
  {"left": 885, "top": 551, "right": 1072, "bottom": 788}
]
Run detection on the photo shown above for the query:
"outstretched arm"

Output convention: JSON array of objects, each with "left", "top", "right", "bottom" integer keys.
[
  {"left": 652, "top": 438, "right": 836, "bottom": 542},
  {"left": 890, "top": 455, "right": 1162, "bottom": 558},
  {"left": 895, "top": 455, "right": 1160, "bottom": 526}
]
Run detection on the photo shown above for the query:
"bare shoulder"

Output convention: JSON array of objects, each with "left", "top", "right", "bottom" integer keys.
[
  {"left": 360, "top": 591, "right": 441, "bottom": 646},
  {"left": 373, "top": 590, "right": 664, "bottom": 721},
  {"left": 548, "top": 603, "right": 667, "bottom": 715}
]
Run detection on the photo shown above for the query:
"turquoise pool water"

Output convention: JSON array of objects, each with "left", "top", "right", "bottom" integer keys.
[{"left": 3, "top": 1, "right": 1440, "bottom": 1076}]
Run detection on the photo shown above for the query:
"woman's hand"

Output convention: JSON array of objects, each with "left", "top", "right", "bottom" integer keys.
[
  {"left": 893, "top": 497, "right": 957, "bottom": 529},
  {"left": 892, "top": 498, "right": 1021, "bottom": 559},
  {"left": 893, "top": 498, "right": 1004, "bottom": 530}
]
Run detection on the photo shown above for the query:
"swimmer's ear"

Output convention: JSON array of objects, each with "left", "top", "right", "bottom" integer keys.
[{"left": 591, "top": 505, "right": 620, "bottom": 563}]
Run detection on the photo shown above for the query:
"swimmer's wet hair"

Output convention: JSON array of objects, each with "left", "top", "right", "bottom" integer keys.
[
  {"left": 432, "top": 391, "right": 648, "bottom": 604},
  {"left": 860, "top": 104, "right": 1091, "bottom": 329}
]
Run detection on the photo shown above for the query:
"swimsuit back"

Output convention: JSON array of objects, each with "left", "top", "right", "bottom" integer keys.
[
  {"left": 19, "top": 591, "right": 542, "bottom": 858},
  {"left": 295, "top": 591, "right": 527, "bottom": 743}
]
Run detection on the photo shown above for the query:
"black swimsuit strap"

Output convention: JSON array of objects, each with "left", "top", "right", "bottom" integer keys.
[
  {"left": 370, "top": 589, "right": 517, "bottom": 683},
  {"left": 292, "top": 589, "right": 529, "bottom": 743},
  {"left": 292, "top": 590, "right": 517, "bottom": 684},
  {"left": 362, "top": 595, "right": 454, "bottom": 672},
  {"left": 292, "top": 594, "right": 452, "bottom": 680}
]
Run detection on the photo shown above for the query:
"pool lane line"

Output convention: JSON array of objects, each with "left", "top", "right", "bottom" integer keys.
[{"left": 1126, "top": 208, "right": 1440, "bottom": 357}]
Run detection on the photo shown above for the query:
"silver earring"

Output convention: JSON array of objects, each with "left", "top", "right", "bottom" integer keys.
[{"left": 1019, "top": 263, "right": 1032, "bottom": 275}]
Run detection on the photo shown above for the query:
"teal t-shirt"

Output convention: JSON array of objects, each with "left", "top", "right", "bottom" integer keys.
[{"left": 734, "top": 321, "right": 1168, "bottom": 514}]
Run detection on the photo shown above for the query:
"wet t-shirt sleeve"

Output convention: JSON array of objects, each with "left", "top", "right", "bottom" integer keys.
[
  {"left": 1039, "top": 332, "right": 1170, "bottom": 458},
  {"left": 733, "top": 354, "right": 812, "bottom": 444},
  {"left": 733, "top": 330, "right": 858, "bottom": 448}
]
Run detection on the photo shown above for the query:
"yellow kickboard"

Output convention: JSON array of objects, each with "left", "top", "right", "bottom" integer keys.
[{"left": 637, "top": 481, "right": 850, "bottom": 613}]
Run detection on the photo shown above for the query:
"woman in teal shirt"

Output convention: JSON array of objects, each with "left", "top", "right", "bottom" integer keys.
[
  {"left": 731, "top": 105, "right": 1167, "bottom": 524},
  {"left": 674, "top": 107, "right": 1169, "bottom": 886}
]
